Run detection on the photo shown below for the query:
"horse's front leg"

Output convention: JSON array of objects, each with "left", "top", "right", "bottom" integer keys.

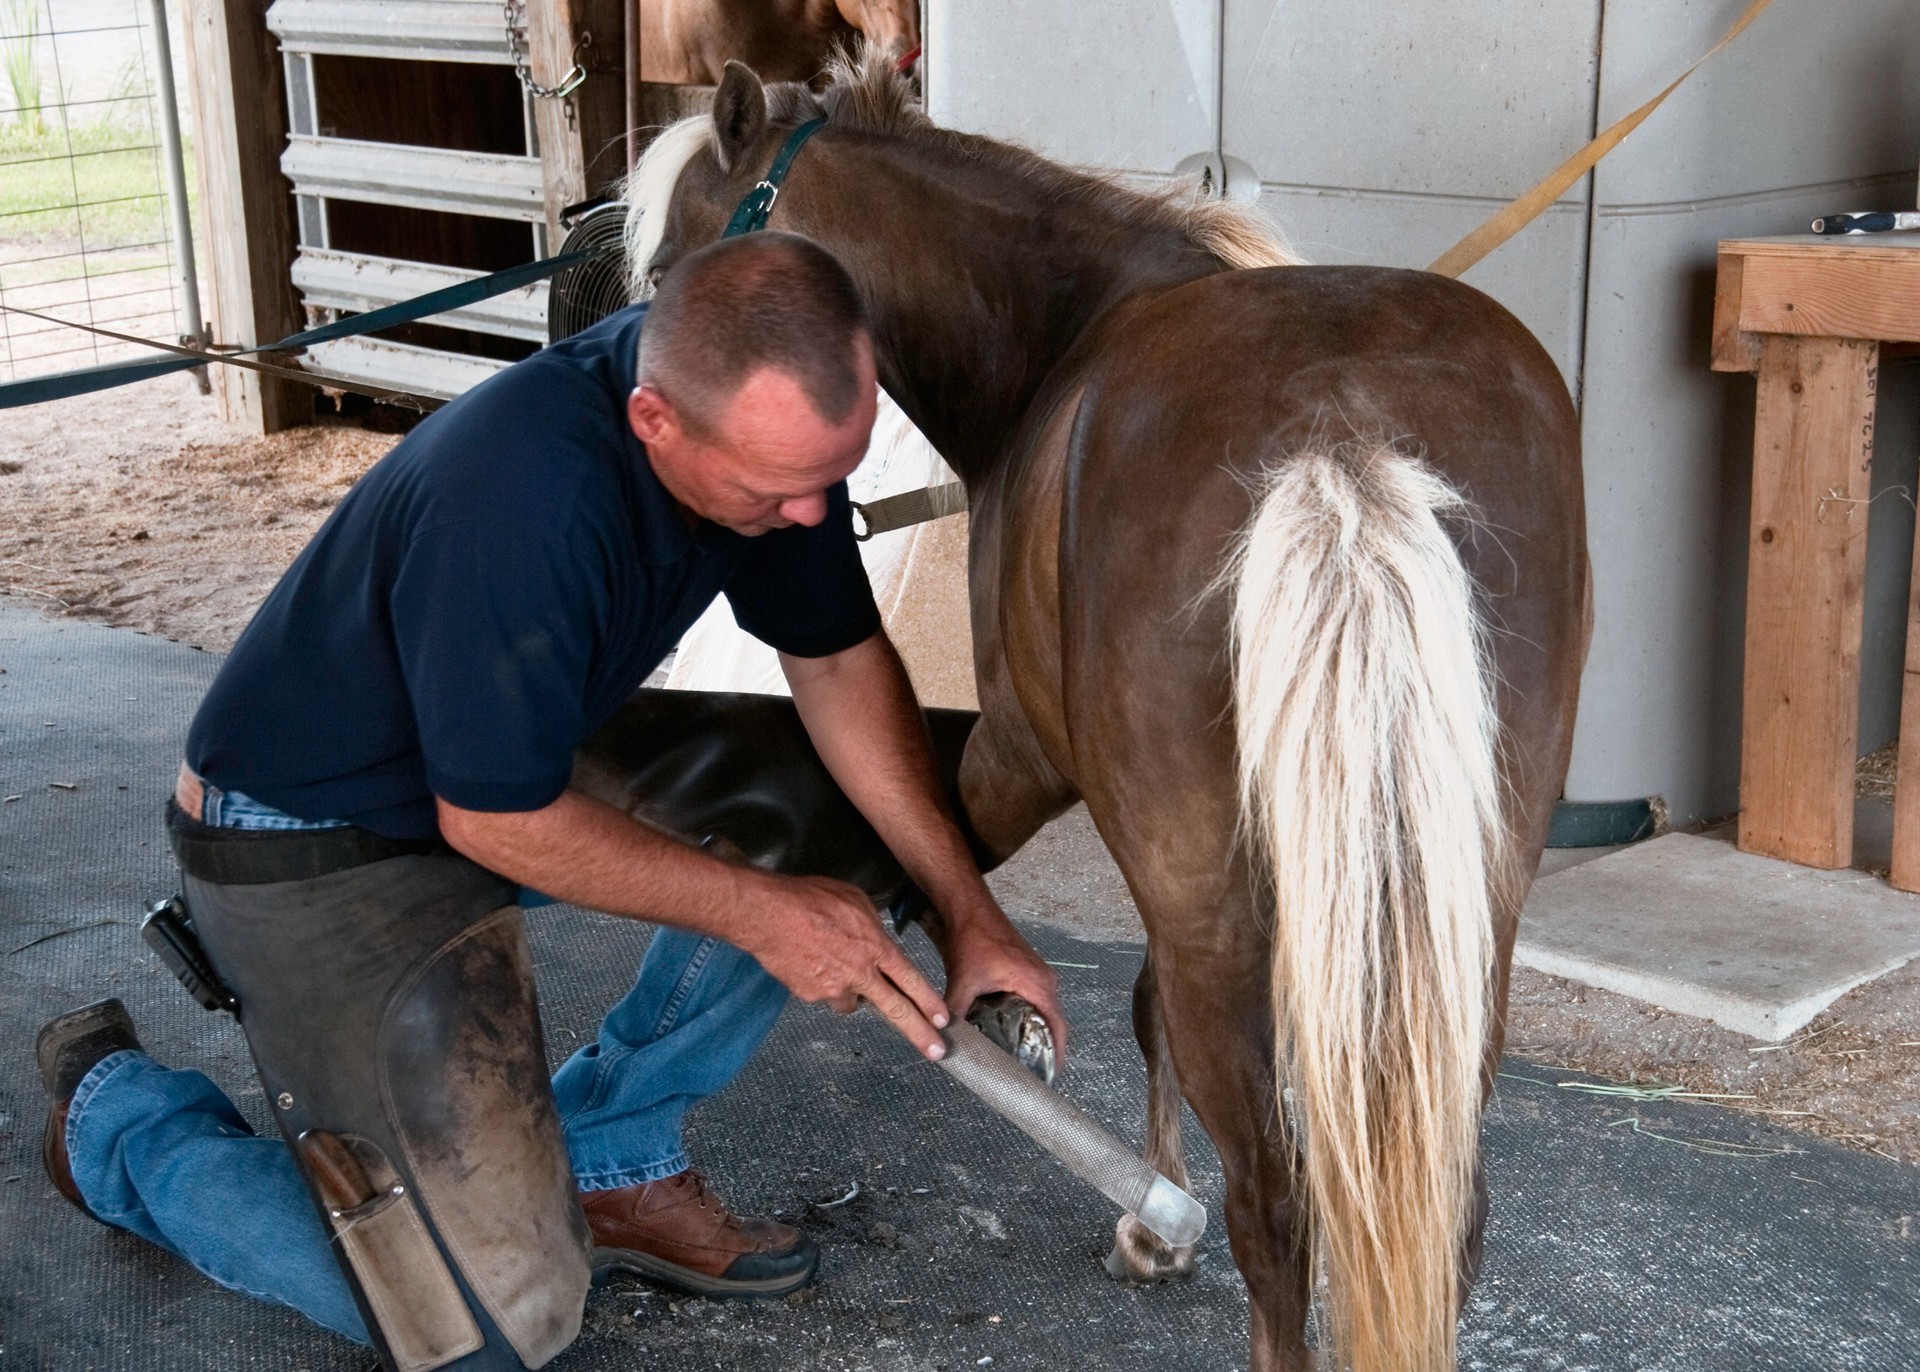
[{"left": 1105, "top": 953, "right": 1197, "bottom": 1283}]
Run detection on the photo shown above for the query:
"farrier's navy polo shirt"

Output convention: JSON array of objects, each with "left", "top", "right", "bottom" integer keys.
[{"left": 185, "top": 303, "right": 881, "bottom": 840}]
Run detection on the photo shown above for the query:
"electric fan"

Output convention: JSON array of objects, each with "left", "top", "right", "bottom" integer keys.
[{"left": 546, "top": 201, "right": 633, "bottom": 344}]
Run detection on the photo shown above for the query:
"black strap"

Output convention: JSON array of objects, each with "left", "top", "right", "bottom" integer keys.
[
  {"left": 721, "top": 119, "right": 828, "bottom": 238},
  {"left": 0, "top": 246, "right": 600, "bottom": 411},
  {"left": 166, "top": 800, "right": 443, "bottom": 887}
]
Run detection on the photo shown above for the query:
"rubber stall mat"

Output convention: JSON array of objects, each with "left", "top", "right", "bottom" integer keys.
[{"left": 1, "top": 605, "right": 1916, "bottom": 1370}]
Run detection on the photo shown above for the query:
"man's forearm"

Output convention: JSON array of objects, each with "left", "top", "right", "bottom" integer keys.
[
  {"left": 782, "top": 632, "right": 1065, "bottom": 1039},
  {"left": 437, "top": 789, "right": 763, "bottom": 944},
  {"left": 781, "top": 634, "right": 998, "bottom": 929},
  {"left": 439, "top": 783, "right": 958, "bottom": 1058}
]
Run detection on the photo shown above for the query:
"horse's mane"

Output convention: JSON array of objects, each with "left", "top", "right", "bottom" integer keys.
[
  {"left": 770, "top": 48, "right": 1304, "bottom": 270},
  {"left": 617, "top": 46, "right": 1302, "bottom": 285},
  {"left": 625, "top": 115, "right": 714, "bottom": 296}
]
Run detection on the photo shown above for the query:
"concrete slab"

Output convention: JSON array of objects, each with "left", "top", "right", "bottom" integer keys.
[
  {"left": 1535, "top": 842, "right": 1623, "bottom": 879},
  {"left": 1516, "top": 832, "right": 1920, "bottom": 1041}
]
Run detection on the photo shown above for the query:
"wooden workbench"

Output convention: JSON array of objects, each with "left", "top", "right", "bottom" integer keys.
[{"left": 1712, "top": 233, "right": 1920, "bottom": 886}]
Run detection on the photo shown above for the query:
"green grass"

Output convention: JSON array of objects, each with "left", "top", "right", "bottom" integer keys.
[
  {"left": 2, "top": 0, "right": 44, "bottom": 138},
  {"left": 0, "top": 117, "right": 195, "bottom": 253},
  {"left": 0, "top": 17, "right": 206, "bottom": 368}
]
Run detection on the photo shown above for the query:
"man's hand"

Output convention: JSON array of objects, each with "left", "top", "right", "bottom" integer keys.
[
  {"left": 738, "top": 871, "right": 954, "bottom": 1063},
  {"left": 782, "top": 633, "right": 1074, "bottom": 1060},
  {"left": 936, "top": 902, "right": 1068, "bottom": 1059}
]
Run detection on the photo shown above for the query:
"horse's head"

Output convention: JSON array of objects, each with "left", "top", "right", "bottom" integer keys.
[
  {"left": 622, "top": 50, "right": 922, "bottom": 302},
  {"left": 833, "top": 0, "right": 917, "bottom": 65}
]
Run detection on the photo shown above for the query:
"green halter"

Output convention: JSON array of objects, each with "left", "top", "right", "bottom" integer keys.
[{"left": 720, "top": 119, "right": 828, "bottom": 238}]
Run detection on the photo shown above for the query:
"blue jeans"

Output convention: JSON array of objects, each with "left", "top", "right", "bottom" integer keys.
[{"left": 67, "top": 916, "right": 790, "bottom": 1346}]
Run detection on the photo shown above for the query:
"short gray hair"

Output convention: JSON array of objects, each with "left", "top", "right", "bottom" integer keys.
[{"left": 637, "top": 231, "right": 868, "bottom": 434}]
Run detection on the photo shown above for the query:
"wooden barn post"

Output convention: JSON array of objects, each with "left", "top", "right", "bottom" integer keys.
[
  {"left": 525, "top": 0, "right": 630, "bottom": 248},
  {"left": 180, "top": 0, "right": 305, "bottom": 432}
]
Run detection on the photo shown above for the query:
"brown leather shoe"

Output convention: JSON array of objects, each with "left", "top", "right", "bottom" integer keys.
[
  {"left": 581, "top": 1170, "right": 818, "bottom": 1299},
  {"left": 36, "top": 998, "right": 144, "bottom": 1222}
]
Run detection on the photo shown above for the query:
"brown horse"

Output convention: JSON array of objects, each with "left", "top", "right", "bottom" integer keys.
[
  {"left": 641, "top": 0, "right": 917, "bottom": 86},
  {"left": 625, "top": 52, "right": 1589, "bottom": 1372}
]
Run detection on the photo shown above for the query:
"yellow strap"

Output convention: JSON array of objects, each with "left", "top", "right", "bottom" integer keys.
[
  {"left": 851, "top": 480, "right": 971, "bottom": 540},
  {"left": 1427, "top": 0, "right": 1775, "bottom": 279}
]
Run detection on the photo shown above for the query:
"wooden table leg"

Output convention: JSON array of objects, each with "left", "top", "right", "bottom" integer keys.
[
  {"left": 1738, "top": 334, "right": 1880, "bottom": 869},
  {"left": 1893, "top": 530, "right": 1920, "bottom": 891}
]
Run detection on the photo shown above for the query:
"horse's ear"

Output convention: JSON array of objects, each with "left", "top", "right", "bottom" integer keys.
[{"left": 711, "top": 61, "right": 767, "bottom": 174}]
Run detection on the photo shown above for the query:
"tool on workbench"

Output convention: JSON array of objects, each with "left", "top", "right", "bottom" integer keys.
[{"left": 1811, "top": 211, "right": 1920, "bottom": 235}]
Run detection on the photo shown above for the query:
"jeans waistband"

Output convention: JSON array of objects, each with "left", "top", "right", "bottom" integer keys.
[{"left": 174, "top": 762, "right": 348, "bottom": 833}]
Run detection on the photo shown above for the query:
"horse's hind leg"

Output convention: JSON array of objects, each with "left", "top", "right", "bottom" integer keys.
[
  {"left": 1147, "top": 902, "right": 1315, "bottom": 1372},
  {"left": 1092, "top": 839, "right": 1312, "bottom": 1368},
  {"left": 1105, "top": 954, "right": 1197, "bottom": 1283}
]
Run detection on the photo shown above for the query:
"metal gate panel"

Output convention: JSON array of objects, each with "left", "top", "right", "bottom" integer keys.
[
  {"left": 267, "top": 0, "right": 514, "bottom": 64},
  {"left": 305, "top": 335, "right": 511, "bottom": 400},
  {"left": 927, "top": 0, "right": 1219, "bottom": 179},
  {"left": 280, "top": 135, "right": 548, "bottom": 221},
  {"left": 289, "top": 249, "right": 548, "bottom": 342},
  {"left": 266, "top": 0, "right": 545, "bottom": 403}
]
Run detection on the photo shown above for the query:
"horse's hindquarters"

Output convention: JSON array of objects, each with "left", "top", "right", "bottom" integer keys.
[
  {"left": 1061, "top": 265, "right": 1588, "bottom": 856},
  {"left": 1045, "top": 265, "right": 1587, "bottom": 1372}
]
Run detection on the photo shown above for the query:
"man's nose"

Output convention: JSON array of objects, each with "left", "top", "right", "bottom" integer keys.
[{"left": 777, "top": 493, "right": 829, "bottom": 528}]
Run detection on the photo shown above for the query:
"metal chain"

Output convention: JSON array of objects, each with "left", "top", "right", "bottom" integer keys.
[{"left": 502, "top": 0, "right": 588, "bottom": 99}]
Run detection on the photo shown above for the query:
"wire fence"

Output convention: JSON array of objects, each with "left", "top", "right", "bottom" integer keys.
[{"left": 0, "top": 0, "right": 200, "bottom": 380}]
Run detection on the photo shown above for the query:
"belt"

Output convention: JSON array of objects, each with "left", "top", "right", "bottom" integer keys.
[{"left": 169, "top": 763, "right": 441, "bottom": 886}]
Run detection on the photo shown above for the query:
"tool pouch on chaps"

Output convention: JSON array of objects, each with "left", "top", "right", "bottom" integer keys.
[{"left": 166, "top": 807, "right": 590, "bottom": 1371}]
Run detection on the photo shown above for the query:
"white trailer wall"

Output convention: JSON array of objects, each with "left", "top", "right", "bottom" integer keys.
[
  {"left": 927, "top": 0, "right": 1920, "bottom": 826},
  {"left": 1573, "top": 2, "right": 1920, "bottom": 820}
]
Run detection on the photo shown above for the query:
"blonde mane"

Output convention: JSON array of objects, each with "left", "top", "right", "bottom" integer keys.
[
  {"left": 620, "top": 45, "right": 1302, "bottom": 294},
  {"left": 623, "top": 114, "right": 714, "bottom": 299}
]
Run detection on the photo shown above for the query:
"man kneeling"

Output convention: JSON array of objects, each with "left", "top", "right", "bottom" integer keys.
[{"left": 37, "top": 232, "right": 1061, "bottom": 1369}]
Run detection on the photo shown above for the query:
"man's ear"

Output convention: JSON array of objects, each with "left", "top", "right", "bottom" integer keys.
[
  {"left": 627, "top": 385, "right": 675, "bottom": 445},
  {"left": 711, "top": 61, "right": 767, "bottom": 174}
]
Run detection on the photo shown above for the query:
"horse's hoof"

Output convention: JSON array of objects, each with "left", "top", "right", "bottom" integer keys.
[{"left": 1104, "top": 1213, "right": 1196, "bottom": 1284}]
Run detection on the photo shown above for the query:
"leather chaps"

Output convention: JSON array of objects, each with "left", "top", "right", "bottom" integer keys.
[{"left": 167, "top": 805, "right": 590, "bottom": 1372}]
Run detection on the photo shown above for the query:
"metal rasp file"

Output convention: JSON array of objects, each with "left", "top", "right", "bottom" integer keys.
[{"left": 934, "top": 1017, "right": 1207, "bottom": 1248}]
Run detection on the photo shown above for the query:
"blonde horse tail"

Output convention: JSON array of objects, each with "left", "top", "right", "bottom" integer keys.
[{"left": 1224, "top": 444, "right": 1505, "bottom": 1372}]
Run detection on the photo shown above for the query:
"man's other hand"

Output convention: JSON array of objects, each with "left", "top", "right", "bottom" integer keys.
[
  {"left": 938, "top": 906, "right": 1067, "bottom": 1062},
  {"left": 741, "top": 873, "right": 953, "bottom": 1063}
]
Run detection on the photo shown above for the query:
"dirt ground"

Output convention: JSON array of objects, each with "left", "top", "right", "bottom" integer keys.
[
  {"left": 3, "top": 375, "right": 1916, "bottom": 1170},
  {"left": 0, "top": 373, "right": 400, "bottom": 651}
]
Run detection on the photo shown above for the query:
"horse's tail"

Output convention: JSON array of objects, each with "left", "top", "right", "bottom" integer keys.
[{"left": 1223, "top": 443, "right": 1505, "bottom": 1372}]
